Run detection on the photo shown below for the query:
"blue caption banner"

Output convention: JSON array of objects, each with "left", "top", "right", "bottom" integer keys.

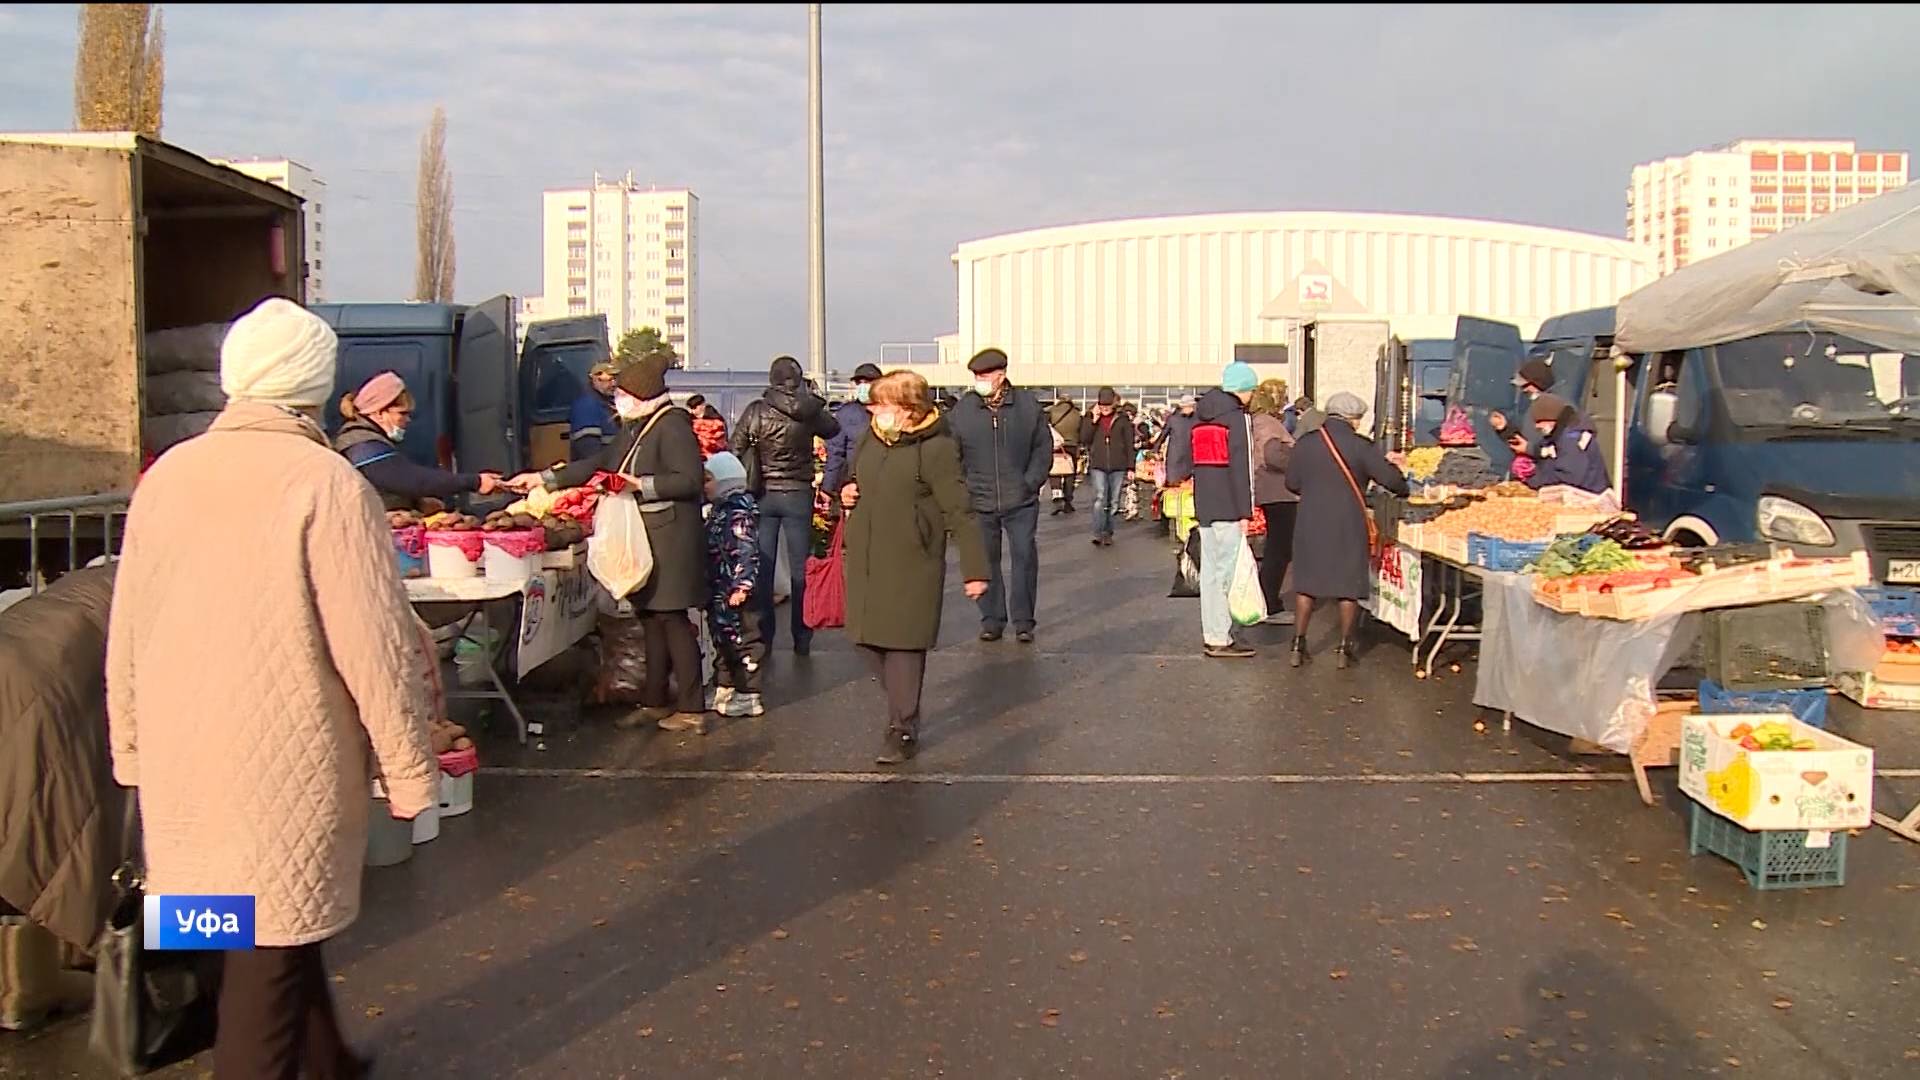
[{"left": 143, "top": 894, "right": 256, "bottom": 951}]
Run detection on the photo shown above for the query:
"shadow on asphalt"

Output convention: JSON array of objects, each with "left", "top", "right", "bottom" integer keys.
[
  {"left": 380, "top": 723, "right": 1063, "bottom": 1075},
  {"left": 1434, "top": 949, "right": 1714, "bottom": 1077}
]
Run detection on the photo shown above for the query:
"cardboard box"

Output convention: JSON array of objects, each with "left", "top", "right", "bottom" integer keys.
[
  {"left": 1678, "top": 714, "right": 1873, "bottom": 831},
  {"left": 528, "top": 423, "right": 571, "bottom": 473}
]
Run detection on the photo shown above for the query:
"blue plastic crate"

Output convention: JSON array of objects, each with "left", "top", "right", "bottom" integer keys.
[
  {"left": 1858, "top": 586, "right": 1920, "bottom": 638},
  {"left": 1687, "top": 802, "right": 1847, "bottom": 890},
  {"left": 1468, "top": 534, "right": 1550, "bottom": 572},
  {"left": 1697, "top": 678, "right": 1828, "bottom": 730}
]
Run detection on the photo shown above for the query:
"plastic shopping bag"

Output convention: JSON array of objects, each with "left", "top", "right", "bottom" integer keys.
[
  {"left": 1228, "top": 538, "right": 1268, "bottom": 626},
  {"left": 1168, "top": 529, "right": 1202, "bottom": 599},
  {"left": 803, "top": 521, "right": 847, "bottom": 629},
  {"left": 587, "top": 492, "right": 654, "bottom": 599}
]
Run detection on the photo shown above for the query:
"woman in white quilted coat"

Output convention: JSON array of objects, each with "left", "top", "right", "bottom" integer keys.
[{"left": 108, "top": 298, "right": 437, "bottom": 1079}]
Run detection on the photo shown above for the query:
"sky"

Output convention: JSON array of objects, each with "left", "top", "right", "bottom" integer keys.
[{"left": 4, "top": 3, "right": 1919, "bottom": 370}]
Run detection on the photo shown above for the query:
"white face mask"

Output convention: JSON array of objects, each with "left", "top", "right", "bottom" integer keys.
[
  {"left": 613, "top": 390, "right": 646, "bottom": 420},
  {"left": 973, "top": 379, "right": 996, "bottom": 397},
  {"left": 873, "top": 408, "right": 904, "bottom": 435}
]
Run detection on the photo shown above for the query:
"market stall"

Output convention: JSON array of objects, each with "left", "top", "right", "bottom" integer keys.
[{"left": 393, "top": 486, "right": 603, "bottom": 745}]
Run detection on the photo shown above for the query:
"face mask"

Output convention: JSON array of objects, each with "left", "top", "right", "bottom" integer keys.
[
  {"left": 855, "top": 383, "right": 871, "bottom": 404},
  {"left": 873, "top": 409, "right": 903, "bottom": 435},
  {"left": 386, "top": 424, "right": 408, "bottom": 442},
  {"left": 973, "top": 379, "right": 996, "bottom": 397},
  {"left": 613, "top": 391, "right": 645, "bottom": 420}
]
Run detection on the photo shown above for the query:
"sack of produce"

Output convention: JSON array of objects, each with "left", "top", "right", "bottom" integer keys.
[
  {"left": 1228, "top": 539, "right": 1268, "bottom": 626},
  {"left": 144, "top": 322, "right": 230, "bottom": 375},
  {"left": 142, "top": 411, "right": 221, "bottom": 455},
  {"left": 143, "top": 372, "right": 228, "bottom": 415},
  {"left": 591, "top": 613, "right": 649, "bottom": 705}
]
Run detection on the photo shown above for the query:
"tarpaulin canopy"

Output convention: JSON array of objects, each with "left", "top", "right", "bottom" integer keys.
[{"left": 1616, "top": 181, "right": 1920, "bottom": 355}]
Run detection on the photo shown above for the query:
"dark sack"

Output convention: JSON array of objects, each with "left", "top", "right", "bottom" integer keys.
[
  {"left": 802, "top": 521, "right": 846, "bottom": 630},
  {"left": 591, "top": 613, "right": 649, "bottom": 705},
  {"left": 1168, "top": 529, "right": 1202, "bottom": 599},
  {"left": 89, "top": 802, "right": 221, "bottom": 1077}
]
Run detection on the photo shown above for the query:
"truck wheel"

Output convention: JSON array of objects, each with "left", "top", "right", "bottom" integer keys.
[{"left": 1668, "top": 529, "right": 1709, "bottom": 549}]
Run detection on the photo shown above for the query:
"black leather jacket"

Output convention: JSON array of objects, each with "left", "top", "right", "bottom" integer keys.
[{"left": 732, "top": 384, "right": 841, "bottom": 492}]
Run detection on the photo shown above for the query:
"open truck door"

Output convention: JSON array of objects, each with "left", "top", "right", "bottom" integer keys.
[
  {"left": 1447, "top": 317, "right": 1526, "bottom": 469},
  {"left": 453, "top": 295, "right": 518, "bottom": 477}
]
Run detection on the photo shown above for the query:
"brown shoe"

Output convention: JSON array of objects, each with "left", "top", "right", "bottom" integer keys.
[
  {"left": 658, "top": 711, "right": 709, "bottom": 734},
  {"left": 615, "top": 706, "right": 672, "bottom": 731}
]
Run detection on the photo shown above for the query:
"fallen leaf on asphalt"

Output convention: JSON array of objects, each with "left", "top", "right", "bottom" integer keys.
[
  {"left": 1570, "top": 1042, "right": 1590, "bottom": 1053},
  {"left": 784, "top": 999, "right": 801, "bottom": 1011},
  {"left": 727, "top": 1053, "right": 746, "bottom": 1064},
  {"left": 1329, "top": 969, "right": 1348, "bottom": 980},
  {"left": 591, "top": 918, "right": 608, "bottom": 928},
  {"left": 972, "top": 836, "right": 985, "bottom": 846},
  {"left": 1772, "top": 999, "right": 1793, "bottom": 1010},
  {"left": 1501, "top": 1027, "right": 1525, "bottom": 1040},
  {"left": 1154, "top": 1004, "right": 1175, "bottom": 1019},
  {"left": 1120, "top": 934, "right": 1135, "bottom": 943},
  {"left": 1761, "top": 970, "right": 1777, "bottom": 978},
  {"left": 1904, "top": 1048, "right": 1919, "bottom": 1060},
  {"left": 715, "top": 984, "right": 728, "bottom": 993},
  {"left": 1040, "top": 1009, "right": 1061, "bottom": 1028},
  {"left": 1296, "top": 866, "right": 1314, "bottom": 874},
  {"left": 831, "top": 995, "right": 848, "bottom": 1005},
  {"left": 332, "top": 974, "right": 347, "bottom": 983},
  {"left": 1725, "top": 1057, "right": 1742, "bottom": 1068},
  {"left": 638, "top": 1028, "right": 654, "bottom": 1038},
  {"left": 364, "top": 1006, "right": 384, "bottom": 1019},
  {"left": 1751, "top": 919, "right": 1768, "bottom": 931},
  {"left": 1069, "top": 950, "right": 1089, "bottom": 963},
  {"left": 771, "top": 928, "right": 790, "bottom": 940},
  {"left": 809, "top": 1040, "right": 825, "bottom": 1049},
  {"left": 1538, "top": 988, "right": 1566, "bottom": 1001}
]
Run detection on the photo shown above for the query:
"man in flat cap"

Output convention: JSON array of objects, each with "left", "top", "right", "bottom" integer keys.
[{"left": 947, "top": 348, "right": 1052, "bottom": 644}]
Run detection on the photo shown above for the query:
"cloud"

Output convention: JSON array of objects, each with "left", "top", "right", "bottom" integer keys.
[{"left": 3, "top": 3, "right": 1918, "bottom": 367}]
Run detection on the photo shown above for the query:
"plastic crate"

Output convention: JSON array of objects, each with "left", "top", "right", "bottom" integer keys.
[
  {"left": 1687, "top": 802, "right": 1847, "bottom": 890},
  {"left": 1468, "top": 534, "right": 1550, "bottom": 572},
  {"left": 1697, "top": 678, "right": 1828, "bottom": 729},
  {"left": 1857, "top": 586, "right": 1920, "bottom": 638},
  {"left": 1700, "top": 602, "right": 1829, "bottom": 690}
]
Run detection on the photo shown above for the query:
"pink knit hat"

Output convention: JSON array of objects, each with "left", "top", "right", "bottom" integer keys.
[{"left": 352, "top": 371, "right": 408, "bottom": 414}]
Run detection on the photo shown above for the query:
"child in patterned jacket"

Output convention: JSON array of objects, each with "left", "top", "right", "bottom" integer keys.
[{"left": 701, "top": 452, "right": 765, "bottom": 717}]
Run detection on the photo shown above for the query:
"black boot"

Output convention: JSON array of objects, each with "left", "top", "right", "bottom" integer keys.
[
  {"left": 1289, "top": 635, "right": 1309, "bottom": 668},
  {"left": 876, "top": 732, "right": 917, "bottom": 766},
  {"left": 1335, "top": 639, "right": 1355, "bottom": 670}
]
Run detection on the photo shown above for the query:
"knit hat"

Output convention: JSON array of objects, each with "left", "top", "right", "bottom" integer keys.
[
  {"left": 220, "top": 297, "right": 338, "bottom": 408},
  {"left": 1221, "top": 361, "right": 1258, "bottom": 394},
  {"left": 1529, "top": 392, "right": 1573, "bottom": 425},
  {"left": 1513, "top": 358, "right": 1555, "bottom": 391},
  {"left": 770, "top": 355, "right": 805, "bottom": 387},
  {"left": 967, "top": 348, "right": 1009, "bottom": 374},
  {"left": 852, "top": 362, "right": 883, "bottom": 383},
  {"left": 1325, "top": 391, "right": 1368, "bottom": 420},
  {"left": 351, "top": 371, "right": 408, "bottom": 415},
  {"left": 1178, "top": 394, "right": 1197, "bottom": 409},
  {"left": 704, "top": 450, "right": 748, "bottom": 496},
  {"left": 615, "top": 354, "right": 670, "bottom": 400}
]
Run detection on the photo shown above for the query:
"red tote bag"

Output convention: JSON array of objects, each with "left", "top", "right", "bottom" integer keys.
[{"left": 803, "top": 520, "right": 847, "bottom": 630}]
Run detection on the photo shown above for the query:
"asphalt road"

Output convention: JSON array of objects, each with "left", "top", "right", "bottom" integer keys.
[{"left": 6, "top": 508, "right": 1919, "bottom": 1079}]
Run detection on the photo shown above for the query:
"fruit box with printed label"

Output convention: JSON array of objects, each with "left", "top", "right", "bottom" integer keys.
[{"left": 1677, "top": 715, "right": 1873, "bottom": 832}]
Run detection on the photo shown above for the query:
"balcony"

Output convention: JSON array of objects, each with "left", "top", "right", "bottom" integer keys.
[{"left": 665, "top": 276, "right": 685, "bottom": 288}]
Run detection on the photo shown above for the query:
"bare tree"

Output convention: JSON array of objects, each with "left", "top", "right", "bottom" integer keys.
[
  {"left": 73, "top": 3, "right": 164, "bottom": 137},
  {"left": 414, "top": 105, "right": 456, "bottom": 303}
]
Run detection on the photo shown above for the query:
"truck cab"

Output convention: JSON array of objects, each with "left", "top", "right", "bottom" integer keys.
[
  {"left": 313, "top": 297, "right": 608, "bottom": 477},
  {"left": 1626, "top": 329, "right": 1920, "bottom": 580}
]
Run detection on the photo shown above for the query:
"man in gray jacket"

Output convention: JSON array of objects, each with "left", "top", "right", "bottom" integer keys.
[{"left": 947, "top": 348, "right": 1052, "bottom": 644}]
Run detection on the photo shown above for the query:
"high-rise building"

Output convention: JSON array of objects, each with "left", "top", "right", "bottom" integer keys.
[
  {"left": 213, "top": 157, "right": 328, "bottom": 301},
  {"left": 541, "top": 173, "right": 698, "bottom": 365},
  {"left": 1628, "top": 139, "right": 1909, "bottom": 275}
]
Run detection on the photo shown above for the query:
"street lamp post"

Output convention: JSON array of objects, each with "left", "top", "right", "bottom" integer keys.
[{"left": 807, "top": 3, "right": 827, "bottom": 385}]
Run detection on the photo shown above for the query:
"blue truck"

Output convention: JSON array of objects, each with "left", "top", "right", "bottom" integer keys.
[
  {"left": 312, "top": 297, "right": 610, "bottom": 479},
  {"left": 1445, "top": 240, "right": 1920, "bottom": 583}
]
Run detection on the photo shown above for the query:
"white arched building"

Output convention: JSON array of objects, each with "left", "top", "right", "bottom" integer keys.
[{"left": 932, "top": 211, "right": 1653, "bottom": 394}]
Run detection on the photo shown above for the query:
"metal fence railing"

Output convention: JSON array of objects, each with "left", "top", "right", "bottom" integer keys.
[{"left": 0, "top": 493, "right": 132, "bottom": 595}]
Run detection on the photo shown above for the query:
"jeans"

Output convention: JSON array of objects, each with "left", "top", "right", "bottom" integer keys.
[
  {"left": 1198, "top": 520, "right": 1243, "bottom": 648},
  {"left": 977, "top": 501, "right": 1040, "bottom": 632},
  {"left": 1088, "top": 470, "right": 1128, "bottom": 538},
  {"left": 756, "top": 489, "right": 815, "bottom": 648}
]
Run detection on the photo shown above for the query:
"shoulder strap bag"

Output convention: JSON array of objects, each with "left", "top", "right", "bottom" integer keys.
[{"left": 1320, "top": 427, "right": 1381, "bottom": 556}]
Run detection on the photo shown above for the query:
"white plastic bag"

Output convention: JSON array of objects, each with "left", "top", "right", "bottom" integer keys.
[
  {"left": 587, "top": 492, "right": 654, "bottom": 599},
  {"left": 1228, "top": 538, "right": 1267, "bottom": 626}
]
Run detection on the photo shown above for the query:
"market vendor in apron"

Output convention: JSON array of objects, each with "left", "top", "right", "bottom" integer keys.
[
  {"left": 334, "top": 371, "right": 508, "bottom": 509},
  {"left": 1521, "top": 393, "right": 1611, "bottom": 494}
]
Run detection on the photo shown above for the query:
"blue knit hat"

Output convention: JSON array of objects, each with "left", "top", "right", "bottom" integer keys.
[
  {"left": 704, "top": 451, "right": 748, "bottom": 495},
  {"left": 1221, "top": 362, "right": 1258, "bottom": 393}
]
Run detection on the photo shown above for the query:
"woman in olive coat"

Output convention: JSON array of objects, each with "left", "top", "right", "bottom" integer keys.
[
  {"left": 840, "top": 371, "right": 990, "bottom": 764},
  {"left": 521, "top": 355, "right": 711, "bottom": 732}
]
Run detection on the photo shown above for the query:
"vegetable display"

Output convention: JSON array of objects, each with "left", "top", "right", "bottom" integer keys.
[
  {"left": 1403, "top": 447, "right": 1447, "bottom": 481},
  {"left": 1525, "top": 535, "right": 1638, "bottom": 578},
  {"left": 1727, "top": 720, "right": 1817, "bottom": 752}
]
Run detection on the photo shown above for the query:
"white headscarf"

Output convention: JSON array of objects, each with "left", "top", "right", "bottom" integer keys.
[{"left": 219, "top": 298, "right": 338, "bottom": 408}]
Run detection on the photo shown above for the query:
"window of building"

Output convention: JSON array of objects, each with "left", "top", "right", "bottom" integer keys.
[
  {"left": 1708, "top": 217, "right": 1717, "bottom": 226},
  {"left": 1708, "top": 239, "right": 1717, "bottom": 248},
  {"left": 1728, "top": 197, "right": 1738, "bottom": 207},
  {"left": 648, "top": 270, "right": 660, "bottom": 281},
  {"left": 569, "top": 204, "right": 586, "bottom": 213},
  {"left": 649, "top": 233, "right": 660, "bottom": 243}
]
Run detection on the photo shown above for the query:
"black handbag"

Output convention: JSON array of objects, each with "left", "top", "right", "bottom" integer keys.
[{"left": 88, "top": 798, "right": 223, "bottom": 1076}]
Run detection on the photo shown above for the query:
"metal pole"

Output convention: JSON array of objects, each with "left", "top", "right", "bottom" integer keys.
[{"left": 807, "top": 3, "right": 827, "bottom": 384}]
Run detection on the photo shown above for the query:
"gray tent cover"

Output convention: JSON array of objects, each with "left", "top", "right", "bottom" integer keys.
[{"left": 1616, "top": 181, "right": 1920, "bottom": 355}]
